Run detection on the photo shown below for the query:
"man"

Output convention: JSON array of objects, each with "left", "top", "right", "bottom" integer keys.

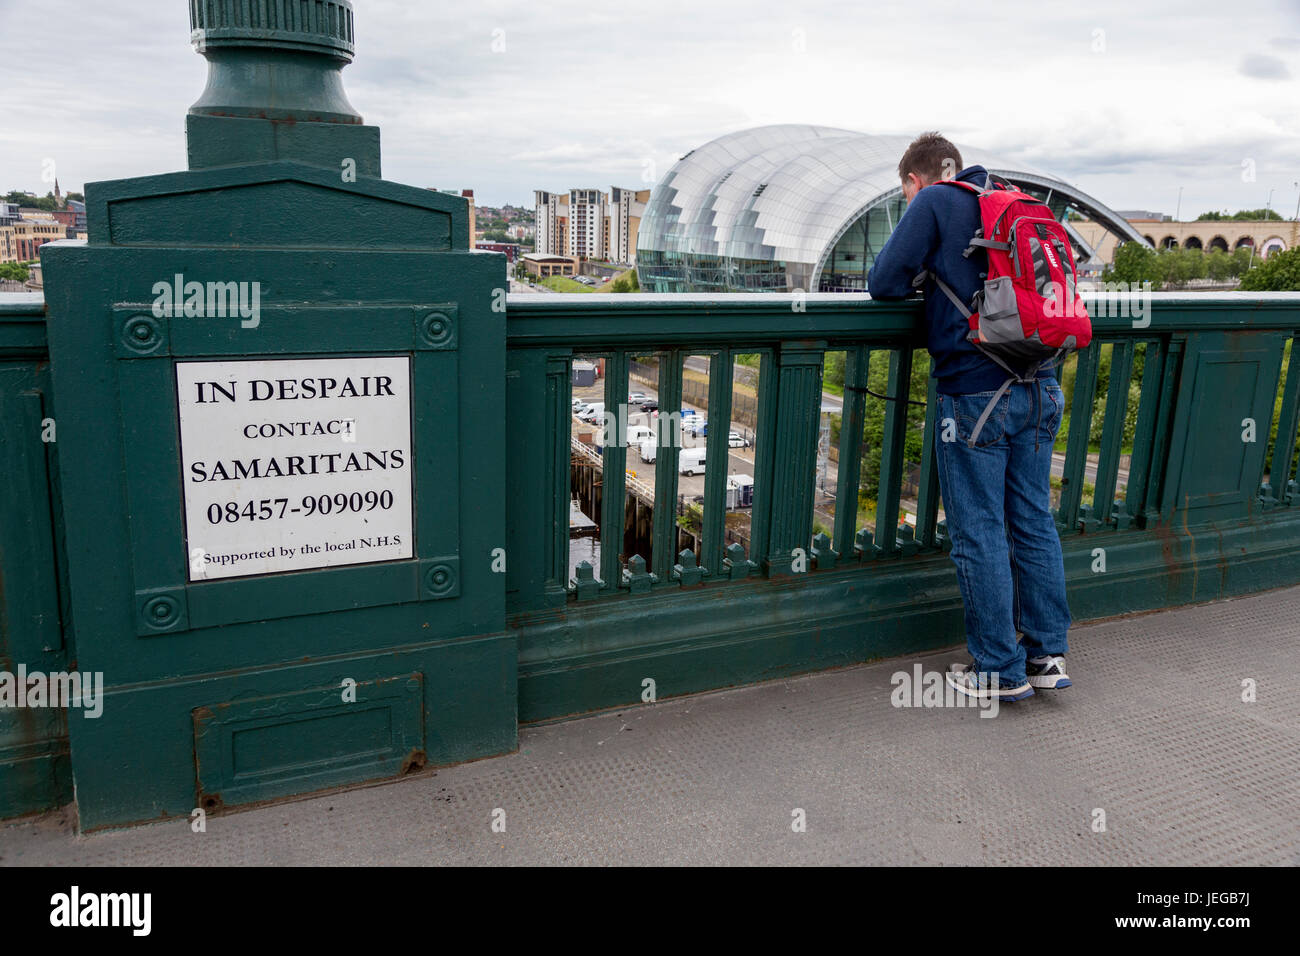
[{"left": 867, "top": 132, "right": 1072, "bottom": 703}]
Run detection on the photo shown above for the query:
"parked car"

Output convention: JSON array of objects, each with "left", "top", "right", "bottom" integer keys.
[
  {"left": 640, "top": 398, "right": 659, "bottom": 412},
  {"left": 628, "top": 391, "right": 648, "bottom": 404},
  {"left": 728, "top": 431, "right": 751, "bottom": 448}
]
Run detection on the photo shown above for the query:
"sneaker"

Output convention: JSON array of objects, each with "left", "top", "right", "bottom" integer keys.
[
  {"left": 945, "top": 661, "right": 1034, "bottom": 702},
  {"left": 1025, "top": 655, "right": 1072, "bottom": 689}
]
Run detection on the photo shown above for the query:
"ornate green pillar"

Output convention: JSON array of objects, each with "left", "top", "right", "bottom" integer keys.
[{"left": 40, "top": 0, "right": 515, "bottom": 830}]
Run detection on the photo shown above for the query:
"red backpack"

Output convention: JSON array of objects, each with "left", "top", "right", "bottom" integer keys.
[{"left": 923, "top": 175, "right": 1092, "bottom": 445}]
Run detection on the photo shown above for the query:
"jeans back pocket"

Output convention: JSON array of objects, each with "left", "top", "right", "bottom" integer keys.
[
  {"left": 941, "top": 390, "right": 1009, "bottom": 447},
  {"left": 1043, "top": 382, "right": 1064, "bottom": 439}
]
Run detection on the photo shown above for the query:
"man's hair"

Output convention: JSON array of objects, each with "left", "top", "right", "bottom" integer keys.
[{"left": 898, "top": 132, "right": 963, "bottom": 185}]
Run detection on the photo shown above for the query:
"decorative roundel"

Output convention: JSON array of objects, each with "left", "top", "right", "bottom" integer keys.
[
  {"left": 424, "top": 563, "right": 455, "bottom": 596},
  {"left": 123, "top": 314, "right": 164, "bottom": 354},
  {"left": 420, "top": 311, "right": 454, "bottom": 348},
  {"left": 143, "top": 594, "right": 181, "bottom": 629}
]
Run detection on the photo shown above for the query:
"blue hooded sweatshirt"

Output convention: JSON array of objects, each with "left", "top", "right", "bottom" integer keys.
[{"left": 867, "top": 164, "right": 1056, "bottom": 395}]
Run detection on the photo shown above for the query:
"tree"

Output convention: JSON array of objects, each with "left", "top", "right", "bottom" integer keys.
[
  {"left": 12, "top": 191, "right": 59, "bottom": 212},
  {"left": 1180, "top": 248, "right": 1207, "bottom": 283},
  {"left": 608, "top": 270, "right": 640, "bottom": 293},
  {"left": 1196, "top": 208, "right": 1284, "bottom": 221},
  {"left": 1106, "top": 241, "right": 1160, "bottom": 287},
  {"left": 0, "top": 262, "right": 30, "bottom": 283},
  {"left": 1230, "top": 246, "right": 1255, "bottom": 276},
  {"left": 1240, "top": 247, "right": 1300, "bottom": 291},
  {"left": 1206, "top": 249, "right": 1233, "bottom": 281},
  {"left": 856, "top": 351, "right": 928, "bottom": 506},
  {"left": 1083, "top": 344, "right": 1145, "bottom": 450}
]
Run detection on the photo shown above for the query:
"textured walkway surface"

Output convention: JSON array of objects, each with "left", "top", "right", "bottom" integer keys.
[{"left": 3, "top": 586, "right": 1298, "bottom": 866}]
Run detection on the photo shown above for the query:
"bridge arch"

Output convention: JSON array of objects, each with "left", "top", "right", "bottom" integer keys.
[
  {"left": 1234, "top": 236, "right": 1255, "bottom": 251},
  {"left": 1160, "top": 235, "right": 1179, "bottom": 249},
  {"left": 1208, "top": 235, "right": 1229, "bottom": 252},
  {"left": 1183, "top": 236, "right": 1203, "bottom": 251},
  {"left": 1261, "top": 236, "right": 1288, "bottom": 258}
]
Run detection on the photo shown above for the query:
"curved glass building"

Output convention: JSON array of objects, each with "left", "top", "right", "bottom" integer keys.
[{"left": 636, "top": 125, "right": 1147, "bottom": 293}]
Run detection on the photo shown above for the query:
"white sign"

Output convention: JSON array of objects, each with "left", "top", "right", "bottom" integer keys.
[{"left": 175, "top": 356, "right": 414, "bottom": 581}]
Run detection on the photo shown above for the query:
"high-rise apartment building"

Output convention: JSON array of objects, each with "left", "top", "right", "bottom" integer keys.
[
  {"left": 534, "top": 190, "right": 566, "bottom": 260},
  {"left": 533, "top": 186, "right": 649, "bottom": 264},
  {"left": 609, "top": 187, "right": 650, "bottom": 265},
  {"left": 567, "top": 189, "right": 604, "bottom": 259}
]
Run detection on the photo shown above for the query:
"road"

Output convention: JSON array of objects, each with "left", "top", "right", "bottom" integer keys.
[
  {"left": 682, "top": 354, "right": 843, "bottom": 413},
  {"left": 1051, "top": 451, "right": 1129, "bottom": 487}
]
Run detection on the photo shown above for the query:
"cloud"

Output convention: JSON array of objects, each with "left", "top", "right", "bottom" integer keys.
[
  {"left": 1239, "top": 53, "right": 1291, "bottom": 79},
  {"left": 3, "top": 0, "right": 1299, "bottom": 212}
]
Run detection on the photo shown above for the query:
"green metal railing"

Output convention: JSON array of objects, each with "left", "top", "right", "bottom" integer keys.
[
  {"left": 0, "top": 293, "right": 74, "bottom": 816},
  {"left": 505, "top": 292, "right": 1300, "bottom": 617},
  {"left": 5, "top": 287, "right": 1300, "bottom": 814}
]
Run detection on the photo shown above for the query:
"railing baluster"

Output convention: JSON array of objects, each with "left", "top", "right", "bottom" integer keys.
[
  {"left": 762, "top": 340, "right": 826, "bottom": 575},
  {"left": 1124, "top": 339, "right": 1164, "bottom": 527},
  {"left": 1146, "top": 338, "right": 1185, "bottom": 524},
  {"left": 915, "top": 370, "right": 942, "bottom": 548},
  {"left": 1089, "top": 340, "right": 1134, "bottom": 531},
  {"left": 701, "top": 348, "right": 733, "bottom": 577},
  {"left": 546, "top": 352, "right": 572, "bottom": 605},
  {"left": 650, "top": 349, "right": 683, "bottom": 582},
  {"left": 1265, "top": 334, "right": 1300, "bottom": 508},
  {"left": 600, "top": 350, "right": 629, "bottom": 586},
  {"left": 747, "top": 350, "right": 778, "bottom": 570},
  {"left": 1056, "top": 341, "right": 1100, "bottom": 534},
  {"left": 832, "top": 345, "right": 869, "bottom": 557},
  {"left": 875, "top": 346, "right": 913, "bottom": 556}
]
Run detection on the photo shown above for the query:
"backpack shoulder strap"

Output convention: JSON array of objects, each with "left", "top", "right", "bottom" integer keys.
[
  {"left": 931, "top": 179, "right": 982, "bottom": 196},
  {"left": 930, "top": 179, "right": 1014, "bottom": 256}
]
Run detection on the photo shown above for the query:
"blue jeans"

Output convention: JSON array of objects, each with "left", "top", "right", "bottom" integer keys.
[{"left": 934, "top": 378, "right": 1072, "bottom": 686}]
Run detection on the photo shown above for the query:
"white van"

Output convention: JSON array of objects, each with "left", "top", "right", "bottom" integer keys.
[
  {"left": 626, "top": 425, "right": 655, "bottom": 447},
  {"left": 639, "top": 439, "right": 657, "bottom": 463},
  {"left": 679, "top": 447, "right": 707, "bottom": 476},
  {"left": 579, "top": 401, "right": 605, "bottom": 423}
]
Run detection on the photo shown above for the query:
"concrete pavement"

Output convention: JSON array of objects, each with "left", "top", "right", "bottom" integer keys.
[{"left": 5, "top": 584, "right": 1296, "bottom": 865}]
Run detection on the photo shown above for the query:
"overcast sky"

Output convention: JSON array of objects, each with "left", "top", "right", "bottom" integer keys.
[{"left": 2, "top": 0, "right": 1298, "bottom": 218}]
